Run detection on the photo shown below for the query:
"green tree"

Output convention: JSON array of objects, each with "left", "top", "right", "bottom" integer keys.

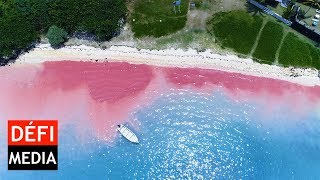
[
  {"left": 79, "top": 0, "right": 126, "bottom": 40},
  {"left": 48, "top": 0, "right": 126, "bottom": 41},
  {"left": 283, "top": 5, "right": 295, "bottom": 19},
  {"left": 46, "top": 25, "right": 68, "bottom": 47},
  {"left": 0, "top": 10, "right": 37, "bottom": 57},
  {"left": 13, "top": 0, "right": 51, "bottom": 32},
  {"left": 0, "top": 4, "right": 3, "bottom": 17}
]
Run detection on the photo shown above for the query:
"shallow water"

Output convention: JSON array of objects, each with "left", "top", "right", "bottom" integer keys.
[
  {"left": 2, "top": 90, "right": 319, "bottom": 179},
  {"left": 0, "top": 61, "right": 319, "bottom": 179}
]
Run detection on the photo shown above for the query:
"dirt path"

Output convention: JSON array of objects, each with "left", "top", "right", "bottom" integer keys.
[
  {"left": 250, "top": 20, "right": 267, "bottom": 56},
  {"left": 211, "top": 0, "right": 246, "bottom": 13},
  {"left": 274, "top": 30, "right": 289, "bottom": 64},
  {"left": 187, "top": 0, "right": 247, "bottom": 30},
  {"left": 187, "top": 10, "right": 211, "bottom": 30}
]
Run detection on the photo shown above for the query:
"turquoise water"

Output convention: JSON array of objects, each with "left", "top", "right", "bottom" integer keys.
[{"left": 2, "top": 90, "right": 320, "bottom": 179}]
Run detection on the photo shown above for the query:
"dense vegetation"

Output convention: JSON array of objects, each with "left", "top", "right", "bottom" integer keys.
[
  {"left": 278, "top": 32, "right": 320, "bottom": 69},
  {"left": 0, "top": 0, "right": 126, "bottom": 61},
  {"left": 253, "top": 21, "right": 284, "bottom": 64},
  {"left": 207, "top": 11, "right": 263, "bottom": 54},
  {"left": 0, "top": 9, "right": 37, "bottom": 59},
  {"left": 131, "top": 0, "right": 189, "bottom": 37}
]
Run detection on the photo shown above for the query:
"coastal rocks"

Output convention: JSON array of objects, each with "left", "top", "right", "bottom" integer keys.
[{"left": 288, "top": 67, "right": 318, "bottom": 78}]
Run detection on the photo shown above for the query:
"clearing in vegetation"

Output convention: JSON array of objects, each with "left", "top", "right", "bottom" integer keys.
[
  {"left": 207, "top": 11, "right": 263, "bottom": 54},
  {"left": 253, "top": 21, "right": 284, "bottom": 64},
  {"left": 131, "top": 0, "right": 189, "bottom": 38}
]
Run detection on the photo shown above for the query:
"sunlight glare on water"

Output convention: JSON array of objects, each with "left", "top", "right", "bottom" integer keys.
[
  {"left": 138, "top": 89, "right": 258, "bottom": 179},
  {"left": 2, "top": 89, "right": 320, "bottom": 179}
]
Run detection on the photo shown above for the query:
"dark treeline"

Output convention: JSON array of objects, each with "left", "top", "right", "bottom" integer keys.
[{"left": 0, "top": 0, "right": 127, "bottom": 63}]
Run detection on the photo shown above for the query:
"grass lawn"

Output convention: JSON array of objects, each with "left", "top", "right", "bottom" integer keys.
[
  {"left": 207, "top": 11, "right": 263, "bottom": 54},
  {"left": 131, "top": 0, "right": 189, "bottom": 38},
  {"left": 278, "top": 32, "right": 320, "bottom": 69},
  {"left": 253, "top": 21, "right": 284, "bottom": 64},
  {"left": 309, "top": 44, "right": 320, "bottom": 69}
]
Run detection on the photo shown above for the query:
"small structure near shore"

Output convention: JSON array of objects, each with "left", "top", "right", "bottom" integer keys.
[
  {"left": 190, "top": 2, "right": 196, "bottom": 9},
  {"left": 275, "top": 0, "right": 291, "bottom": 8},
  {"left": 173, "top": 0, "right": 181, "bottom": 14}
]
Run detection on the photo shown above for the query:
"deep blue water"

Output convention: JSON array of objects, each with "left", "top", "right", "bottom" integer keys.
[{"left": 2, "top": 90, "right": 320, "bottom": 179}]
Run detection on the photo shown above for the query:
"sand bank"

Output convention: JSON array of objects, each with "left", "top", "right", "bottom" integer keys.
[{"left": 15, "top": 44, "right": 320, "bottom": 86}]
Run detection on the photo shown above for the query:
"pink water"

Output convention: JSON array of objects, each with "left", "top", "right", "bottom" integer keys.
[{"left": 0, "top": 61, "right": 319, "bottom": 142}]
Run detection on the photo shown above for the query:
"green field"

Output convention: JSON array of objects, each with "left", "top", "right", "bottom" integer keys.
[
  {"left": 253, "top": 21, "right": 284, "bottom": 64},
  {"left": 207, "top": 10, "right": 320, "bottom": 70},
  {"left": 278, "top": 32, "right": 320, "bottom": 68},
  {"left": 310, "top": 45, "right": 320, "bottom": 69},
  {"left": 207, "top": 11, "right": 263, "bottom": 54},
  {"left": 131, "top": 0, "right": 189, "bottom": 38}
]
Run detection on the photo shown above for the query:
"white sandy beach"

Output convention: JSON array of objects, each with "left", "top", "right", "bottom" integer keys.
[{"left": 15, "top": 44, "right": 320, "bottom": 86}]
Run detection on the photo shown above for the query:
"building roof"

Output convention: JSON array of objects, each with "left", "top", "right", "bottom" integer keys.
[{"left": 275, "top": 0, "right": 290, "bottom": 8}]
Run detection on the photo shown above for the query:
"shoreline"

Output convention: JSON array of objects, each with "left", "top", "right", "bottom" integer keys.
[{"left": 15, "top": 44, "right": 320, "bottom": 87}]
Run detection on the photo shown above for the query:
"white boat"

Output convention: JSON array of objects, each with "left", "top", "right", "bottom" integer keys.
[{"left": 117, "top": 124, "right": 139, "bottom": 143}]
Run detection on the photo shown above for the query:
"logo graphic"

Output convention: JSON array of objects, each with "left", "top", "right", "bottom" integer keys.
[{"left": 8, "top": 120, "right": 58, "bottom": 170}]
